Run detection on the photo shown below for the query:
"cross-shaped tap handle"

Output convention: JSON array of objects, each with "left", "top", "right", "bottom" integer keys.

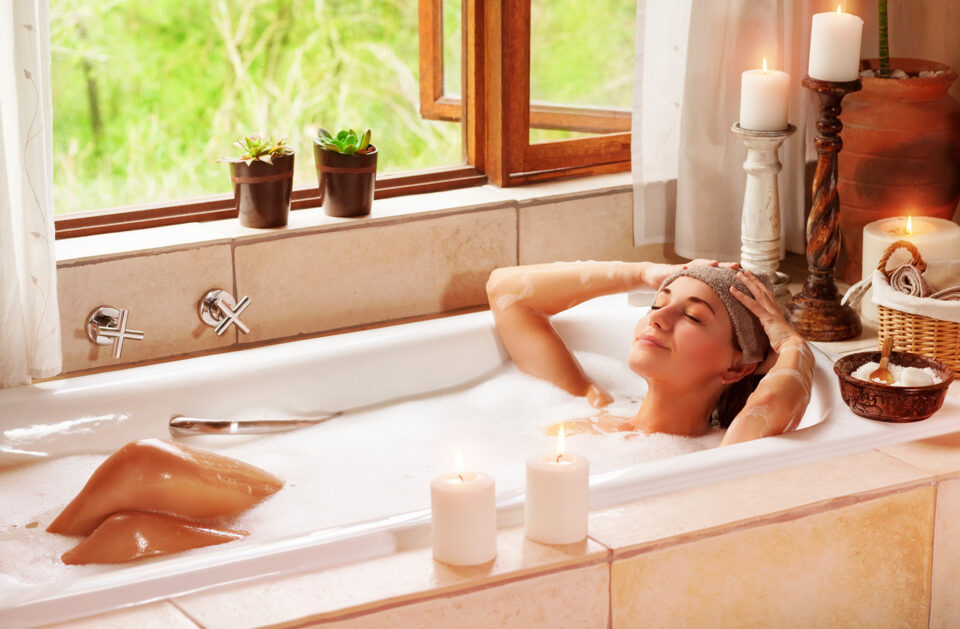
[
  {"left": 86, "top": 306, "right": 145, "bottom": 359},
  {"left": 199, "top": 289, "right": 252, "bottom": 336}
]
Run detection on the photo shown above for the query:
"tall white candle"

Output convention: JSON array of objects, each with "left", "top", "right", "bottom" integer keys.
[
  {"left": 430, "top": 451, "right": 497, "bottom": 566},
  {"left": 860, "top": 216, "right": 960, "bottom": 320},
  {"left": 524, "top": 426, "right": 589, "bottom": 545},
  {"left": 740, "top": 58, "right": 790, "bottom": 131},
  {"left": 808, "top": 6, "right": 863, "bottom": 82}
]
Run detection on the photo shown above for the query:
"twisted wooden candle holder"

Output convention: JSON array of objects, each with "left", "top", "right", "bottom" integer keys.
[{"left": 786, "top": 76, "right": 863, "bottom": 341}]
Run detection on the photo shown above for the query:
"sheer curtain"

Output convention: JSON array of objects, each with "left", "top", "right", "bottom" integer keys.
[
  {"left": 0, "top": 0, "right": 62, "bottom": 388},
  {"left": 633, "top": 0, "right": 827, "bottom": 260}
]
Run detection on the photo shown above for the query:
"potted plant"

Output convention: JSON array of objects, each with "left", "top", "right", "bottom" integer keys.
[
  {"left": 220, "top": 135, "right": 295, "bottom": 229},
  {"left": 836, "top": 0, "right": 960, "bottom": 283},
  {"left": 313, "top": 127, "right": 378, "bottom": 218}
]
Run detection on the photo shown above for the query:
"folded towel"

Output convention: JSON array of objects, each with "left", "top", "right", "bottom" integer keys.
[
  {"left": 930, "top": 286, "right": 960, "bottom": 301},
  {"left": 889, "top": 264, "right": 933, "bottom": 297}
]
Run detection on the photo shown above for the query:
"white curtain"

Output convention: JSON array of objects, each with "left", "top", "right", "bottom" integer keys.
[
  {"left": 0, "top": 0, "right": 62, "bottom": 388},
  {"left": 633, "top": 0, "right": 829, "bottom": 260}
]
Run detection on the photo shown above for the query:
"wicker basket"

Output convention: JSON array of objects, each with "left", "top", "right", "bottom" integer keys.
[{"left": 875, "top": 240, "right": 960, "bottom": 376}]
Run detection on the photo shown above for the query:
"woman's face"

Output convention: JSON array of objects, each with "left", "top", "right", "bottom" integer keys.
[{"left": 628, "top": 276, "right": 740, "bottom": 390}]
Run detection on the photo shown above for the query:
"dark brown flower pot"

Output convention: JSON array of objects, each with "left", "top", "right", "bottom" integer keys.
[
  {"left": 229, "top": 153, "right": 294, "bottom": 228},
  {"left": 837, "top": 58, "right": 960, "bottom": 284},
  {"left": 313, "top": 143, "right": 378, "bottom": 218}
]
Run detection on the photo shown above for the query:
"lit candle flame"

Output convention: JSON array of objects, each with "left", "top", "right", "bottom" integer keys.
[
  {"left": 556, "top": 424, "right": 566, "bottom": 462},
  {"left": 836, "top": 4, "right": 842, "bottom": 14},
  {"left": 762, "top": 57, "right": 768, "bottom": 74},
  {"left": 454, "top": 449, "right": 464, "bottom": 482},
  {"left": 906, "top": 215, "right": 913, "bottom": 236}
]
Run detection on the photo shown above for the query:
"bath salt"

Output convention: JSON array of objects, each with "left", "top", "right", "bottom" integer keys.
[
  {"left": 850, "top": 361, "right": 941, "bottom": 387},
  {"left": 0, "top": 352, "right": 723, "bottom": 592}
]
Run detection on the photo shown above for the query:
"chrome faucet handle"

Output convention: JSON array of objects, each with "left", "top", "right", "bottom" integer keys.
[
  {"left": 199, "top": 289, "right": 251, "bottom": 336},
  {"left": 86, "top": 306, "right": 145, "bottom": 359}
]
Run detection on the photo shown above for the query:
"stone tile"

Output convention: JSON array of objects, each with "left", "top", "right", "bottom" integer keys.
[
  {"left": 880, "top": 431, "right": 960, "bottom": 478},
  {"left": 55, "top": 223, "right": 229, "bottom": 264},
  {"left": 172, "top": 527, "right": 607, "bottom": 628},
  {"left": 41, "top": 601, "right": 198, "bottom": 629},
  {"left": 589, "top": 450, "right": 931, "bottom": 554},
  {"left": 496, "top": 172, "right": 631, "bottom": 204},
  {"left": 233, "top": 208, "right": 516, "bottom": 343},
  {"left": 204, "top": 188, "right": 514, "bottom": 240},
  {"left": 611, "top": 486, "right": 934, "bottom": 629},
  {"left": 518, "top": 191, "right": 682, "bottom": 265},
  {"left": 931, "top": 478, "right": 960, "bottom": 629},
  {"left": 315, "top": 563, "right": 608, "bottom": 629},
  {"left": 57, "top": 245, "right": 236, "bottom": 373}
]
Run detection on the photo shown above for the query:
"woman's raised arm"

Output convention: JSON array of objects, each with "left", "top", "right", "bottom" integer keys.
[{"left": 486, "top": 259, "right": 729, "bottom": 406}]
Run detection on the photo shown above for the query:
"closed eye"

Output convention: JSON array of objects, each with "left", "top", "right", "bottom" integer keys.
[{"left": 684, "top": 313, "right": 701, "bottom": 324}]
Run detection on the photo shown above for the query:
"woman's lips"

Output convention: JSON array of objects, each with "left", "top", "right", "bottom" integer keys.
[{"left": 635, "top": 334, "right": 668, "bottom": 350}]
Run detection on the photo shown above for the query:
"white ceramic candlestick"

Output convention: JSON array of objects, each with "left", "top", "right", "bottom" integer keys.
[
  {"left": 860, "top": 216, "right": 960, "bottom": 321},
  {"left": 740, "top": 59, "right": 790, "bottom": 131},
  {"left": 808, "top": 8, "right": 864, "bottom": 82},
  {"left": 431, "top": 466, "right": 497, "bottom": 566},
  {"left": 524, "top": 429, "right": 589, "bottom": 545},
  {"left": 731, "top": 122, "right": 798, "bottom": 299}
]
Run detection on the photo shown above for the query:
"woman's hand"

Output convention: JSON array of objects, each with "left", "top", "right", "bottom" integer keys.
[
  {"left": 642, "top": 259, "right": 740, "bottom": 289},
  {"left": 729, "top": 270, "right": 804, "bottom": 355}
]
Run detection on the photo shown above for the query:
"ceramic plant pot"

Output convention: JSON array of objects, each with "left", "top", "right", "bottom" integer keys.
[
  {"left": 229, "top": 153, "right": 295, "bottom": 228},
  {"left": 313, "top": 143, "right": 378, "bottom": 218},
  {"left": 836, "top": 58, "right": 960, "bottom": 284}
]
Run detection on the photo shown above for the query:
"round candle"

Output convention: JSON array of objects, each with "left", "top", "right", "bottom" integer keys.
[
  {"left": 808, "top": 7, "right": 863, "bottom": 82},
  {"left": 740, "top": 59, "right": 790, "bottom": 131},
  {"left": 860, "top": 216, "right": 960, "bottom": 320},
  {"left": 430, "top": 461, "right": 496, "bottom": 566},
  {"left": 524, "top": 428, "right": 589, "bottom": 545}
]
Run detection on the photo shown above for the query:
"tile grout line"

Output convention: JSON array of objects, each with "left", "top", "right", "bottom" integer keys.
[
  {"left": 166, "top": 598, "right": 206, "bottom": 628},
  {"left": 927, "top": 479, "right": 940, "bottom": 629}
]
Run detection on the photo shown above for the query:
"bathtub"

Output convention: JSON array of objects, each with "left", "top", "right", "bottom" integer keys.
[{"left": 1, "top": 294, "right": 959, "bottom": 627}]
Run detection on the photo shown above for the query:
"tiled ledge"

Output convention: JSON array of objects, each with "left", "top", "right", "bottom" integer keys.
[{"left": 53, "top": 172, "right": 671, "bottom": 377}]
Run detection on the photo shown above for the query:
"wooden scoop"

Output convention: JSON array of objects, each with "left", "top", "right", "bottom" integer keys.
[{"left": 870, "top": 337, "right": 896, "bottom": 385}]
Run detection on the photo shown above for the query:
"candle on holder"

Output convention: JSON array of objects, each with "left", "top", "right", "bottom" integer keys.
[
  {"left": 524, "top": 426, "right": 589, "bottom": 545},
  {"left": 860, "top": 216, "right": 960, "bottom": 320},
  {"left": 430, "top": 450, "right": 497, "bottom": 566},
  {"left": 808, "top": 5, "right": 863, "bottom": 82},
  {"left": 740, "top": 58, "right": 790, "bottom": 131}
]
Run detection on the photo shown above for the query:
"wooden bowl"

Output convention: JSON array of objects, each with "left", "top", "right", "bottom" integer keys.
[{"left": 833, "top": 351, "right": 953, "bottom": 422}]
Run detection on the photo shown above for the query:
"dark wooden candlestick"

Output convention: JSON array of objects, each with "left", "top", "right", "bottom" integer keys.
[{"left": 786, "top": 76, "right": 863, "bottom": 341}]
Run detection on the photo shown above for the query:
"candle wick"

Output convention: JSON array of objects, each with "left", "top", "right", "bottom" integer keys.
[
  {"left": 556, "top": 454, "right": 562, "bottom": 463},
  {"left": 457, "top": 473, "right": 464, "bottom": 482}
]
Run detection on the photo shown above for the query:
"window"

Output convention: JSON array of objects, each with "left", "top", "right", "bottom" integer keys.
[{"left": 53, "top": 0, "right": 632, "bottom": 238}]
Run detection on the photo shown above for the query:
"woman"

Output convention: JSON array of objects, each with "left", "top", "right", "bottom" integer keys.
[{"left": 485, "top": 260, "right": 814, "bottom": 445}]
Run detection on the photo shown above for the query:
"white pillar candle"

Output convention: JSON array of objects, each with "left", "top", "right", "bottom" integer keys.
[
  {"left": 524, "top": 427, "right": 589, "bottom": 545},
  {"left": 861, "top": 216, "right": 960, "bottom": 320},
  {"left": 739, "top": 59, "right": 790, "bottom": 131},
  {"left": 808, "top": 6, "right": 863, "bottom": 82},
  {"left": 430, "top": 452, "right": 497, "bottom": 566}
]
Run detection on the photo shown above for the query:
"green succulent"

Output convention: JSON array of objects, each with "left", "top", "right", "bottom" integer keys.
[
  {"left": 220, "top": 135, "right": 293, "bottom": 165},
  {"left": 316, "top": 127, "right": 373, "bottom": 155}
]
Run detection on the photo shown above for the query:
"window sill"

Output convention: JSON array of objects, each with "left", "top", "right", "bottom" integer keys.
[{"left": 55, "top": 172, "right": 632, "bottom": 266}]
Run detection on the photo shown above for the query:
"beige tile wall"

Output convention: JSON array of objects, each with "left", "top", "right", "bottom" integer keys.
[
  {"left": 610, "top": 486, "right": 935, "bottom": 629},
  {"left": 55, "top": 184, "right": 677, "bottom": 376},
  {"left": 931, "top": 478, "right": 960, "bottom": 629}
]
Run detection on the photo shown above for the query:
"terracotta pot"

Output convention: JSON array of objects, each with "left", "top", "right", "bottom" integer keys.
[
  {"left": 313, "top": 143, "right": 378, "bottom": 218},
  {"left": 229, "top": 153, "right": 294, "bottom": 228},
  {"left": 837, "top": 58, "right": 960, "bottom": 284}
]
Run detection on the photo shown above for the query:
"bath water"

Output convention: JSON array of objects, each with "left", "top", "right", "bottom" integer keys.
[{"left": 0, "top": 352, "right": 723, "bottom": 592}]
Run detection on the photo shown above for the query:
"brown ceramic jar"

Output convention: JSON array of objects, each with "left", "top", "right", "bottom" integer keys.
[
  {"left": 837, "top": 58, "right": 960, "bottom": 283},
  {"left": 313, "top": 144, "right": 378, "bottom": 218},
  {"left": 229, "top": 152, "right": 294, "bottom": 229}
]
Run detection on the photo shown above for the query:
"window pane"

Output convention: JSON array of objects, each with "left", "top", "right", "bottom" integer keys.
[
  {"left": 50, "top": 0, "right": 463, "bottom": 216},
  {"left": 529, "top": 0, "right": 635, "bottom": 143},
  {"left": 442, "top": 0, "right": 462, "bottom": 98}
]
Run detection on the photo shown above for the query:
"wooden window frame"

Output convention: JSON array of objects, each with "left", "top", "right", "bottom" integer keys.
[{"left": 56, "top": 0, "right": 630, "bottom": 239}]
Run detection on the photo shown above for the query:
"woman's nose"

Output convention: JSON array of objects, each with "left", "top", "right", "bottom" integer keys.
[{"left": 646, "top": 306, "right": 672, "bottom": 330}]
